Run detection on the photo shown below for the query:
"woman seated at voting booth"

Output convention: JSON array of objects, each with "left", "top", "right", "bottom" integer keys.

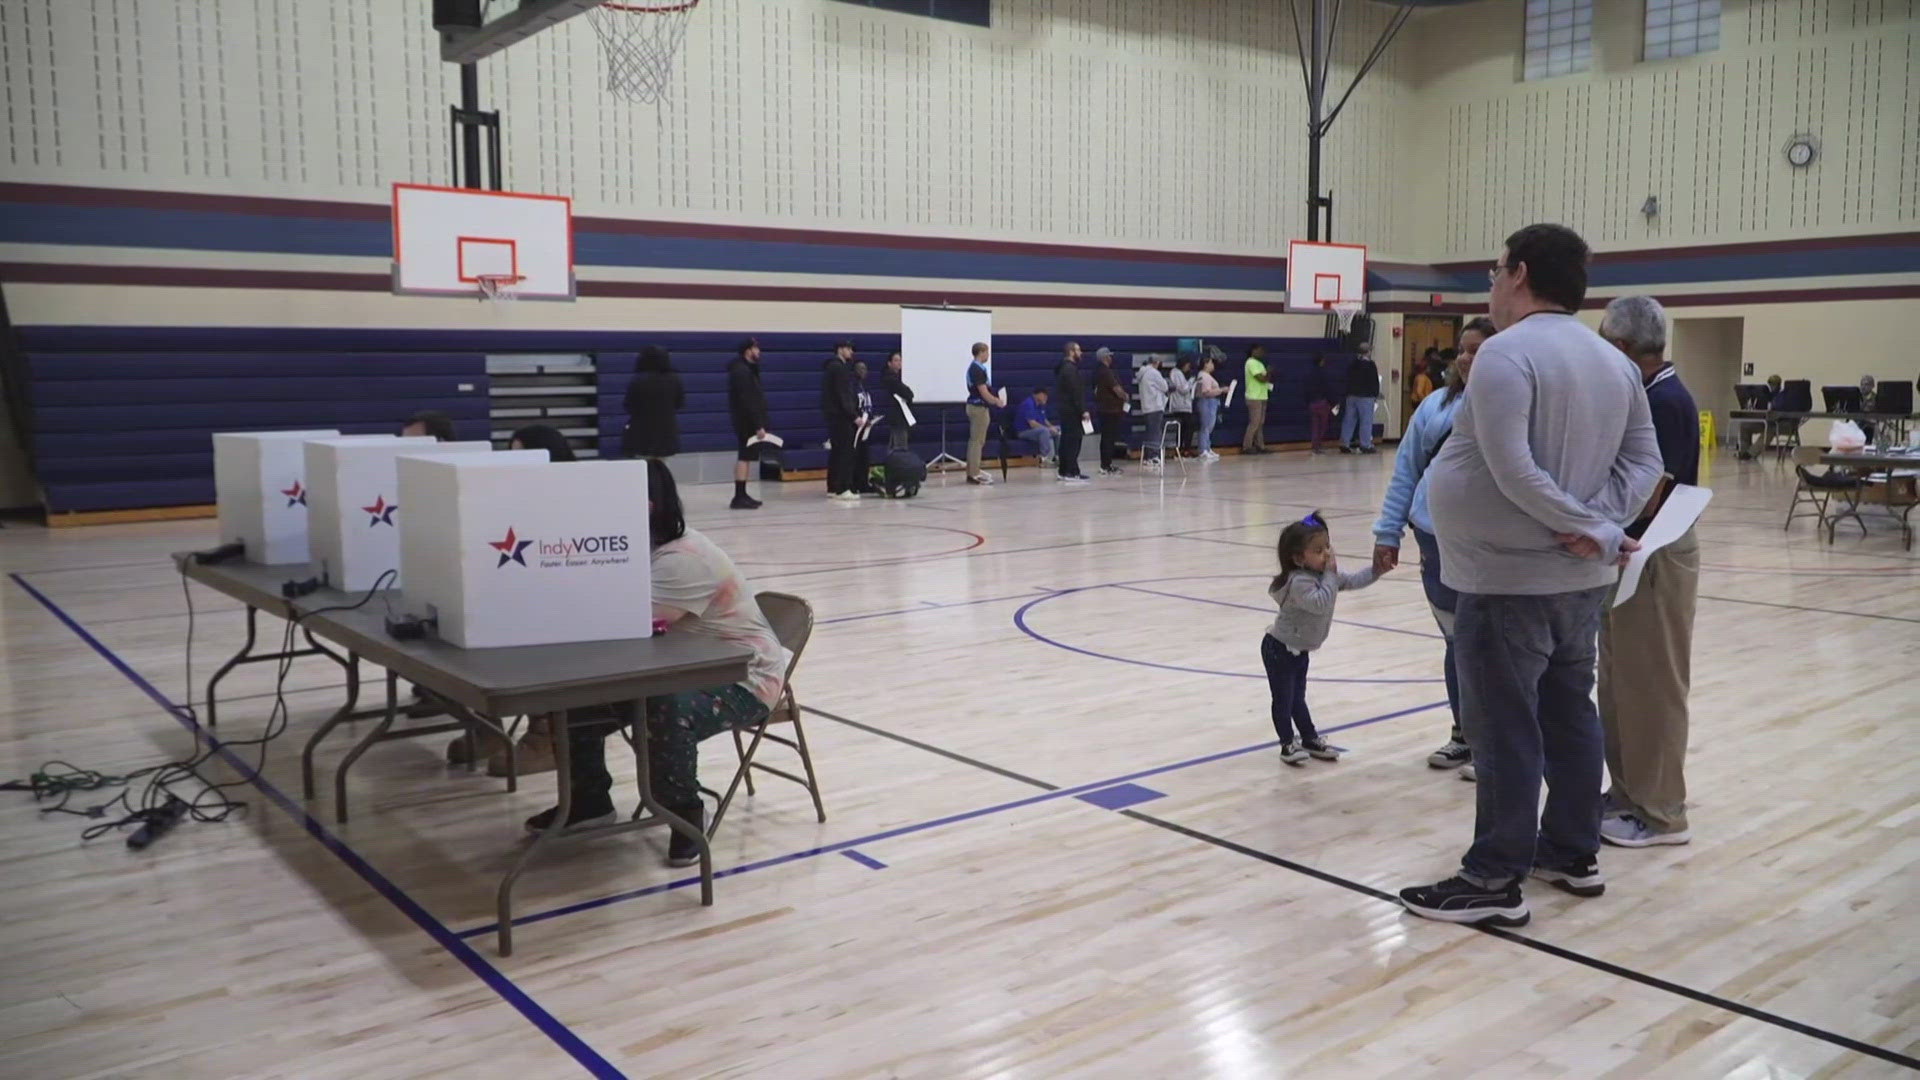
[{"left": 524, "top": 459, "right": 792, "bottom": 866}]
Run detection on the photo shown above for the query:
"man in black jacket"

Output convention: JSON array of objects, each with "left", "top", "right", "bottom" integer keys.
[
  {"left": 1053, "top": 341, "right": 1090, "bottom": 482},
  {"left": 726, "top": 337, "right": 770, "bottom": 509},
  {"left": 882, "top": 350, "right": 915, "bottom": 452},
  {"left": 1341, "top": 342, "right": 1382, "bottom": 454},
  {"left": 821, "top": 340, "right": 862, "bottom": 501}
]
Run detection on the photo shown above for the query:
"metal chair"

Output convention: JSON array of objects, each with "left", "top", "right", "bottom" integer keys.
[
  {"left": 1155, "top": 419, "right": 1187, "bottom": 474},
  {"left": 706, "top": 591, "right": 825, "bottom": 839},
  {"left": 1785, "top": 446, "right": 1865, "bottom": 542}
]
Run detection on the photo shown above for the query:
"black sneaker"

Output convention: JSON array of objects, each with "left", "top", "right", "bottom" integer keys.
[
  {"left": 1301, "top": 737, "right": 1343, "bottom": 761},
  {"left": 729, "top": 493, "right": 762, "bottom": 510},
  {"left": 1427, "top": 739, "right": 1472, "bottom": 769},
  {"left": 1339, "top": 445, "right": 1355, "bottom": 454},
  {"left": 663, "top": 804, "right": 707, "bottom": 867},
  {"left": 1530, "top": 857, "right": 1605, "bottom": 898},
  {"left": 1399, "top": 875, "right": 1530, "bottom": 926},
  {"left": 1279, "top": 742, "right": 1308, "bottom": 766},
  {"left": 524, "top": 798, "right": 617, "bottom": 834}
]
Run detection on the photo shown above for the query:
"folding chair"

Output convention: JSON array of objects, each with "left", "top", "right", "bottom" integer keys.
[
  {"left": 1784, "top": 446, "right": 1865, "bottom": 543},
  {"left": 706, "top": 591, "right": 825, "bottom": 839},
  {"left": 1157, "top": 419, "right": 1188, "bottom": 474}
]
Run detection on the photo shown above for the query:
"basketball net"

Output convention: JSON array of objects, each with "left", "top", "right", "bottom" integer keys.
[
  {"left": 476, "top": 274, "right": 523, "bottom": 304},
  {"left": 1331, "top": 302, "right": 1364, "bottom": 335},
  {"left": 586, "top": 1, "right": 700, "bottom": 105}
]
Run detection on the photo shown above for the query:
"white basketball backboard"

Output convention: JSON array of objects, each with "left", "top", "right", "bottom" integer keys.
[
  {"left": 392, "top": 183, "right": 575, "bottom": 300},
  {"left": 1286, "top": 240, "right": 1368, "bottom": 313}
]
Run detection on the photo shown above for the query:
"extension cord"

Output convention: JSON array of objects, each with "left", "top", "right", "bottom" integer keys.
[
  {"left": 127, "top": 796, "right": 190, "bottom": 850},
  {"left": 281, "top": 577, "right": 322, "bottom": 598}
]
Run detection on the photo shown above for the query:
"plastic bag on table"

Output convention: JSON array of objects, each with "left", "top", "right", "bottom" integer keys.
[{"left": 1829, "top": 419, "right": 1867, "bottom": 452}]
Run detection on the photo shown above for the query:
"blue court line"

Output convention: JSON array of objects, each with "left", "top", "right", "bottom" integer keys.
[
  {"left": 816, "top": 589, "right": 1055, "bottom": 626},
  {"left": 1108, "top": 583, "right": 1445, "bottom": 641},
  {"left": 7, "top": 573, "right": 629, "bottom": 1080},
  {"left": 452, "top": 698, "right": 1447, "bottom": 939},
  {"left": 841, "top": 850, "right": 888, "bottom": 871}
]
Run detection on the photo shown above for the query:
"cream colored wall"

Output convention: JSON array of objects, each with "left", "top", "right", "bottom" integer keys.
[{"left": 1404, "top": 0, "right": 1920, "bottom": 260}]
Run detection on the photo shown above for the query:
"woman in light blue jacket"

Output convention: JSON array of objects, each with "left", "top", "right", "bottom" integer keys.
[{"left": 1371, "top": 316, "right": 1494, "bottom": 775}]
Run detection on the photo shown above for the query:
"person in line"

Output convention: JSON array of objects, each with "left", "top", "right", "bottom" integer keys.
[
  {"left": 1168, "top": 356, "right": 1196, "bottom": 457},
  {"left": 1264, "top": 512, "right": 1385, "bottom": 766},
  {"left": 821, "top": 340, "right": 862, "bottom": 502},
  {"left": 1400, "top": 223, "right": 1663, "bottom": 928},
  {"left": 1241, "top": 344, "right": 1272, "bottom": 455},
  {"left": 622, "top": 345, "right": 684, "bottom": 460},
  {"left": 1053, "top": 341, "right": 1090, "bottom": 483},
  {"left": 882, "top": 350, "right": 915, "bottom": 452},
  {"left": 1195, "top": 352, "right": 1227, "bottom": 462},
  {"left": 1137, "top": 357, "right": 1170, "bottom": 471},
  {"left": 1014, "top": 388, "right": 1059, "bottom": 464},
  {"left": 1596, "top": 295, "right": 1701, "bottom": 848},
  {"left": 964, "top": 342, "right": 1005, "bottom": 486},
  {"left": 1736, "top": 373, "right": 1786, "bottom": 460},
  {"left": 1304, "top": 354, "right": 1339, "bottom": 455},
  {"left": 1372, "top": 316, "right": 1496, "bottom": 776},
  {"left": 726, "top": 337, "right": 770, "bottom": 510},
  {"left": 851, "top": 359, "right": 878, "bottom": 493},
  {"left": 525, "top": 460, "right": 792, "bottom": 867},
  {"left": 402, "top": 410, "right": 456, "bottom": 442},
  {"left": 1411, "top": 350, "right": 1438, "bottom": 406},
  {"left": 1093, "top": 347, "right": 1130, "bottom": 475},
  {"left": 1341, "top": 342, "right": 1382, "bottom": 454}
]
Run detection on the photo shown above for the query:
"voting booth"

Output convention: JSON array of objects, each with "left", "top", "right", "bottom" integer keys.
[
  {"left": 396, "top": 454, "right": 652, "bottom": 649},
  {"left": 305, "top": 437, "right": 493, "bottom": 592},
  {"left": 214, "top": 430, "right": 343, "bottom": 565}
]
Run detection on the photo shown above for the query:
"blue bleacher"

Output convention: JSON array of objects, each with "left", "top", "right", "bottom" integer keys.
[{"left": 16, "top": 328, "right": 1358, "bottom": 512}]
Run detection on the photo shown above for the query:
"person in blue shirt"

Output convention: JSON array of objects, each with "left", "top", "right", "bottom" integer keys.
[
  {"left": 1371, "top": 316, "right": 1496, "bottom": 775},
  {"left": 964, "top": 341, "right": 1005, "bottom": 485},
  {"left": 1013, "top": 388, "right": 1059, "bottom": 463}
]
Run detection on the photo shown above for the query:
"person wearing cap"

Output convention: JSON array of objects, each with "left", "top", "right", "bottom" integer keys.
[
  {"left": 726, "top": 337, "right": 770, "bottom": 509},
  {"left": 965, "top": 341, "right": 1005, "bottom": 485},
  {"left": 1093, "top": 347, "right": 1130, "bottom": 475},
  {"left": 822, "top": 340, "right": 862, "bottom": 501}
]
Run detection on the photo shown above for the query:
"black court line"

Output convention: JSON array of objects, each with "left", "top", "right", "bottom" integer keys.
[{"left": 804, "top": 708, "right": 1920, "bottom": 1070}]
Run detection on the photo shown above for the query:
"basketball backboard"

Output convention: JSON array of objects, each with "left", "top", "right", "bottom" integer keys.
[
  {"left": 391, "top": 183, "right": 575, "bottom": 301},
  {"left": 1286, "top": 240, "right": 1367, "bottom": 314}
]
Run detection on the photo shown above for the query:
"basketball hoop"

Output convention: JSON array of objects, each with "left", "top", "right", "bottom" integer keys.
[
  {"left": 586, "top": 1, "right": 700, "bottom": 105},
  {"left": 1330, "top": 302, "right": 1364, "bottom": 335},
  {"left": 475, "top": 274, "right": 524, "bottom": 304}
]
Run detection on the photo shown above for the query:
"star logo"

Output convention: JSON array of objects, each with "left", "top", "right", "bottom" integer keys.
[
  {"left": 281, "top": 480, "right": 307, "bottom": 507},
  {"left": 362, "top": 495, "right": 398, "bottom": 527},
  {"left": 488, "top": 527, "right": 532, "bottom": 567}
]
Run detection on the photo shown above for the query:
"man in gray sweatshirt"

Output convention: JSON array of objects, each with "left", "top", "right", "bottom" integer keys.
[{"left": 1399, "top": 223, "right": 1664, "bottom": 929}]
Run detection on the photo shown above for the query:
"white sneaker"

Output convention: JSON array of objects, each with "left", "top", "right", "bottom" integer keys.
[
  {"left": 1062, "top": 475, "right": 1090, "bottom": 485},
  {"left": 1201, "top": 451, "right": 1220, "bottom": 462},
  {"left": 968, "top": 472, "right": 995, "bottom": 485},
  {"left": 1600, "top": 813, "right": 1690, "bottom": 847},
  {"left": 1459, "top": 763, "right": 1477, "bottom": 782}
]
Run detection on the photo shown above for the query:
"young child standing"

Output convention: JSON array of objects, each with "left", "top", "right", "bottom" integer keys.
[{"left": 1264, "top": 512, "right": 1385, "bottom": 765}]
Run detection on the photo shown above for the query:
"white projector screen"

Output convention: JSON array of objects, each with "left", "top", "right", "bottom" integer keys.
[{"left": 901, "top": 306, "right": 994, "bottom": 405}]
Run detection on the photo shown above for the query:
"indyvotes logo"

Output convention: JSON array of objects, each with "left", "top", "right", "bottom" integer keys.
[
  {"left": 362, "top": 495, "right": 398, "bottom": 527},
  {"left": 281, "top": 480, "right": 307, "bottom": 507},
  {"left": 485, "top": 527, "right": 631, "bottom": 569}
]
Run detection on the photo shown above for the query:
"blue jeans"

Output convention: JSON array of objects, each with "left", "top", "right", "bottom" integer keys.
[
  {"left": 1341, "top": 395, "right": 1376, "bottom": 448},
  {"left": 1017, "top": 425, "right": 1056, "bottom": 459},
  {"left": 1260, "top": 634, "right": 1316, "bottom": 742},
  {"left": 1197, "top": 397, "right": 1220, "bottom": 453},
  {"left": 1454, "top": 586, "right": 1609, "bottom": 883},
  {"left": 1412, "top": 527, "right": 1461, "bottom": 739},
  {"left": 1142, "top": 410, "right": 1165, "bottom": 457}
]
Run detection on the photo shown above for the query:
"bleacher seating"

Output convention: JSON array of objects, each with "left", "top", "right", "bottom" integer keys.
[{"left": 16, "top": 327, "right": 1353, "bottom": 512}]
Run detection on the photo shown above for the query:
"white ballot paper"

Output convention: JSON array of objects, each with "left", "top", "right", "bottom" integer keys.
[
  {"left": 1223, "top": 380, "right": 1239, "bottom": 409},
  {"left": 1081, "top": 418, "right": 1095, "bottom": 435},
  {"left": 894, "top": 395, "right": 916, "bottom": 428},
  {"left": 746, "top": 432, "right": 784, "bottom": 448},
  {"left": 1613, "top": 483, "right": 1711, "bottom": 607}
]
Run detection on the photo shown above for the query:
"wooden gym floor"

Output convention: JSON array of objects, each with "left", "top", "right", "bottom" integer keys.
[{"left": 0, "top": 449, "right": 1915, "bottom": 1078}]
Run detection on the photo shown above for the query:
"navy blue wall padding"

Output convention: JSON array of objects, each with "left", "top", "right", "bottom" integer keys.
[{"left": 15, "top": 327, "right": 1358, "bottom": 511}]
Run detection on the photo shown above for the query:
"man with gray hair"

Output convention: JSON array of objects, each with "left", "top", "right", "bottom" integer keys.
[{"left": 1595, "top": 294, "right": 1700, "bottom": 848}]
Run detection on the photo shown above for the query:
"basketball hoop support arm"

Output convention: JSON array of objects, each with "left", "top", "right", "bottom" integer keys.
[
  {"left": 1291, "top": 0, "right": 1415, "bottom": 241},
  {"left": 450, "top": 64, "right": 503, "bottom": 191}
]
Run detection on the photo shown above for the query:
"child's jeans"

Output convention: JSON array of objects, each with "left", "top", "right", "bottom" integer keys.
[{"left": 1261, "top": 634, "right": 1317, "bottom": 742}]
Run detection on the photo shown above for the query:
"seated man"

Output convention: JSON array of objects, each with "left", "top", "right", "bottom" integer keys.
[
  {"left": 526, "top": 460, "right": 793, "bottom": 866},
  {"left": 1735, "top": 375, "right": 1783, "bottom": 460},
  {"left": 1014, "top": 388, "right": 1060, "bottom": 462}
]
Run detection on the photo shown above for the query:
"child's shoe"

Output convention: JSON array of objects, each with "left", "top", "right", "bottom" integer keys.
[
  {"left": 1279, "top": 742, "right": 1309, "bottom": 766},
  {"left": 1302, "top": 737, "right": 1343, "bottom": 761}
]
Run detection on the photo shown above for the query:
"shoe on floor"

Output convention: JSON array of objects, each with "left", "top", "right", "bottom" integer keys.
[
  {"left": 967, "top": 473, "right": 995, "bottom": 485},
  {"left": 1399, "top": 875, "right": 1530, "bottom": 926},
  {"left": 488, "top": 717, "right": 556, "bottom": 777},
  {"left": 1279, "top": 742, "right": 1308, "bottom": 766},
  {"left": 1339, "top": 446, "right": 1355, "bottom": 454},
  {"left": 729, "top": 493, "right": 762, "bottom": 510},
  {"left": 1360, "top": 446, "right": 1379, "bottom": 454},
  {"left": 1099, "top": 466, "right": 1123, "bottom": 476},
  {"left": 1301, "top": 737, "right": 1343, "bottom": 761},
  {"left": 1601, "top": 813, "right": 1691, "bottom": 847},
  {"left": 1062, "top": 475, "right": 1090, "bottom": 485},
  {"left": 1530, "top": 857, "right": 1606, "bottom": 897},
  {"left": 1427, "top": 739, "right": 1472, "bottom": 769},
  {"left": 832, "top": 491, "right": 862, "bottom": 502},
  {"left": 446, "top": 727, "right": 507, "bottom": 766},
  {"left": 663, "top": 804, "right": 707, "bottom": 867},
  {"left": 524, "top": 799, "right": 617, "bottom": 834}
]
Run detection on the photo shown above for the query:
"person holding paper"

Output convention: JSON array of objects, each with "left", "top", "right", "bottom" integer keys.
[
  {"left": 1595, "top": 295, "right": 1700, "bottom": 848},
  {"left": 1399, "top": 224, "right": 1663, "bottom": 928},
  {"left": 1240, "top": 344, "right": 1272, "bottom": 455},
  {"left": 822, "top": 340, "right": 862, "bottom": 501},
  {"left": 1137, "top": 357, "right": 1170, "bottom": 471},
  {"left": 1014, "top": 388, "right": 1059, "bottom": 463},
  {"left": 1168, "top": 356, "right": 1196, "bottom": 457},
  {"left": 1195, "top": 352, "right": 1227, "bottom": 461},
  {"left": 1053, "top": 341, "right": 1090, "bottom": 482},
  {"left": 883, "top": 350, "right": 916, "bottom": 452},
  {"left": 964, "top": 341, "right": 1004, "bottom": 486},
  {"left": 726, "top": 337, "right": 770, "bottom": 510},
  {"left": 1093, "top": 347, "right": 1130, "bottom": 475}
]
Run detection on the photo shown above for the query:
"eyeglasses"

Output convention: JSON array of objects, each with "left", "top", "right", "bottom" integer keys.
[{"left": 1487, "top": 263, "right": 1508, "bottom": 284}]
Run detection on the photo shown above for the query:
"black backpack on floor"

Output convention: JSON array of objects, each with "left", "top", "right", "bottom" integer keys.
[{"left": 880, "top": 449, "right": 926, "bottom": 498}]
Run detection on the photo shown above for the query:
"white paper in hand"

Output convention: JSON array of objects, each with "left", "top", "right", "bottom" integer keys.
[
  {"left": 894, "top": 395, "right": 916, "bottom": 428},
  {"left": 1613, "top": 483, "right": 1712, "bottom": 607},
  {"left": 1223, "top": 380, "right": 1238, "bottom": 409},
  {"left": 1082, "top": 418, "right": 1095, "bottom": 435},
  {"left": 746, "top": 432, "right": 784, "bottom": 448}
]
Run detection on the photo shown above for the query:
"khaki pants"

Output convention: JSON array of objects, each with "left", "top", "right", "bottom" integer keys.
[
  {"left": 965, "top": 404, "right": 991, "bottom": 475},
  {"left": 1242, "top": 398, "right": 1267, "bottom": 451},
  {"left": 1597, "top": 527, "right": 1699, "bottom": 834}
]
